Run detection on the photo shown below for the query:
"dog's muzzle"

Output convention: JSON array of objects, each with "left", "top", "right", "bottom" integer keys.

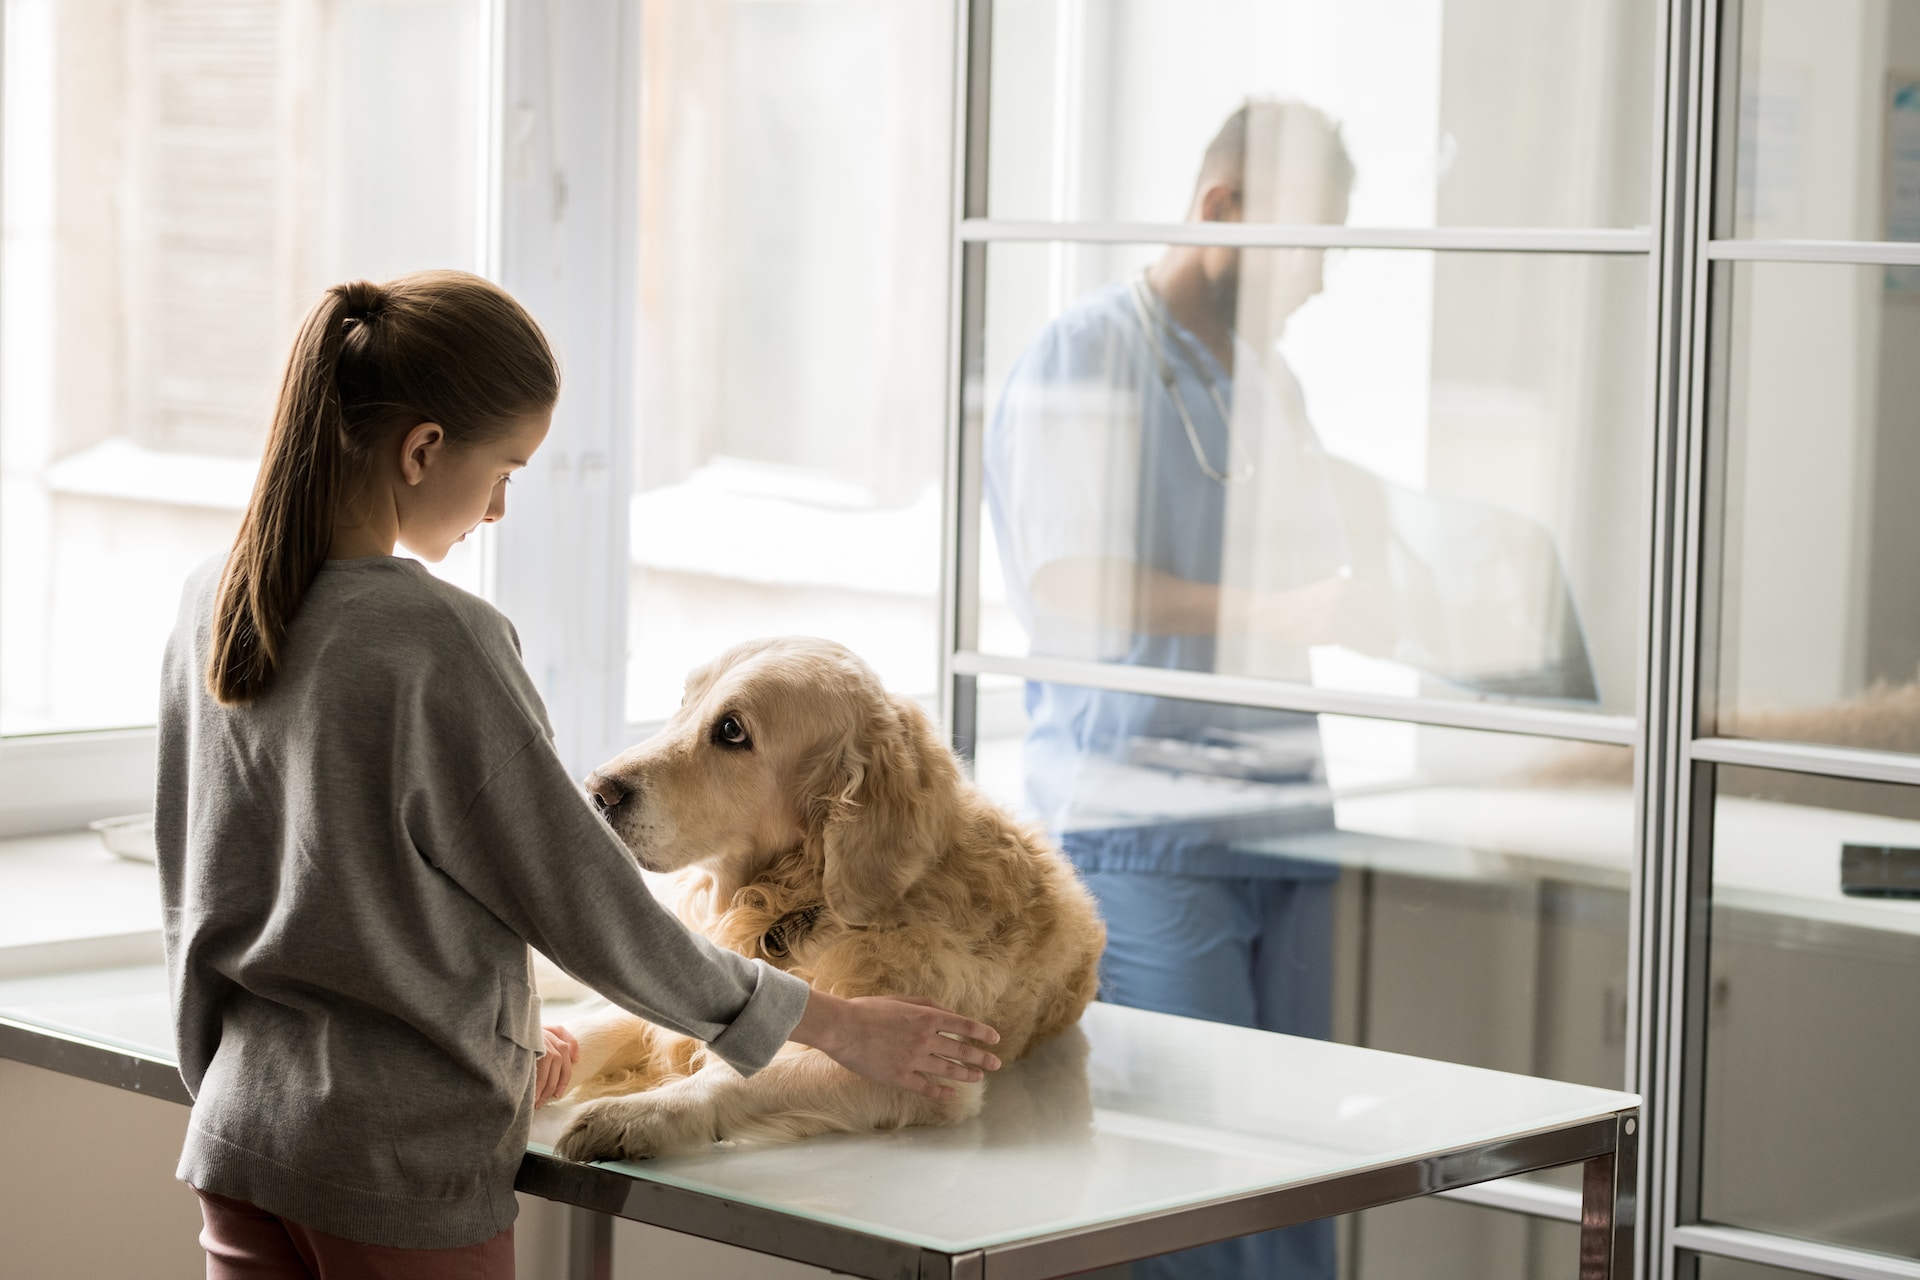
[{"left": 584, "top": 770, "right": 630, "bottom": 822}]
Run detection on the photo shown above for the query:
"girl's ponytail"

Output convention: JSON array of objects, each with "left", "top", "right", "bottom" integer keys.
[
  {"left": 208, "top": 282, "right": 362, "bottom": 705},
  {"left": 206, "top": 272, "right": 558, "bottom": 705}
]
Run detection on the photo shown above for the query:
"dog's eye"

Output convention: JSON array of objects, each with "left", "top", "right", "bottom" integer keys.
[{"left": 713, "top": 715, "right": 751, "bottom": 749}]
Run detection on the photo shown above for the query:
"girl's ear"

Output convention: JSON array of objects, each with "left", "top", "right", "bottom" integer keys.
[{"left": 399, "top": 421, "right": 448, "bottom": 486}]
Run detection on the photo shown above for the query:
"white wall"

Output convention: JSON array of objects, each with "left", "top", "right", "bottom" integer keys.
[{"left": 0, "top": 1060, "right": 205, "bottom": 1280}]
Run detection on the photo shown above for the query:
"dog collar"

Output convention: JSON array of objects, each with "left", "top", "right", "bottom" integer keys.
[{"left": 761, "top": 903, "right": 826, "bottom": 959}]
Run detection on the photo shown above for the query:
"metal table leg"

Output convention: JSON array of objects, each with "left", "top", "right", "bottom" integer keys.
[
  {"left": 1580, "top": 1113, "right": 1639, "bottom": 1280},
  {"left": 568, "top": 1205, "right": 614, "bottom": 1280}
]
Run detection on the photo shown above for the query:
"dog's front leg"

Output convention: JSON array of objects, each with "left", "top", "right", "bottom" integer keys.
[
  {"left": 562, "top": 1006, "right": 706, "bottom": 1102},
  {"left": 554, "top": 1047, "right": 979, "bottom": 1162}
]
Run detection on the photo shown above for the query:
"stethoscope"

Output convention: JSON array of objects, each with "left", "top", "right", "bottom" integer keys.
[{"left": 1127, "top": 272, "right": 1253, "bottom": 484}]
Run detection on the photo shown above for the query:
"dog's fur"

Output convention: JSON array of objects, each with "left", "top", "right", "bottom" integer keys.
[{"left": 553, "top": 637, "right": 1105, "bottom": 1162}]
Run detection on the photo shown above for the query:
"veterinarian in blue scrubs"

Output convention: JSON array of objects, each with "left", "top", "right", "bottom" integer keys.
[{"left": 983, "top": 102, "right": 1355, "bottom": 1280}]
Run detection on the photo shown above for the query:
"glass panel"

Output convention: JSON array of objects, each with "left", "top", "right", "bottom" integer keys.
[
  {"left": 1084, "top": 1193, "right": 1585, "bottom": 1278},
  {"left": 977, "top": 243, "right": 1647, "bottom": 716},
  {"left": 1689, "top": 1256, "right": 1823, "bottom": 1280},
  {"left": 626, "top": 0, "right": 953, "bottom": 725},
  {"left": 0, "top": 0, "right": 489, "bottom": 735},
  {"left": 1708, "top": 262, "right": 1920, "bottom": 749},
  {"left": 1352, "top": 1197, "right": 1580, "bottom": 1280},
  {"left": 973, "top": 687, "right": 1633, "bottom": 1106},
  {"left": 986, "top": 0, "right": 1655, "bottom": 229},
  {"left": 1698, "top": 766, "right": 1920, "bottom": 1258},
  {"left": 1719, "top": 0, "right": 1920, "bottom": 242}
]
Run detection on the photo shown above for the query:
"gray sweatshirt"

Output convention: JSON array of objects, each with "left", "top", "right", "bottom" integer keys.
[{"left": 155, "top": 556, "right": 810, "bottom": 1248}]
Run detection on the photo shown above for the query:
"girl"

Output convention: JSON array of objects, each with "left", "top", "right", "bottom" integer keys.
[{"left": 155, "top": 270, "right": 1000, "bottom": 1279}]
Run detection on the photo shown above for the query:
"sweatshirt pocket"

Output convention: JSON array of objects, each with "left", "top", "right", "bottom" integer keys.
[{"left": 497, "top": 975, "right": 544, "bottom": 1054}]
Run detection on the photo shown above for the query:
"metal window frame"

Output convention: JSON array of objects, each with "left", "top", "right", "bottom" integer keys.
[
  {"left": 1641, "top": 0, "right": 1715, "bottom": 1276},
  {"left": 1673, "top": 1227, "right": 1920, "bottom": 1280},
  {"left": 957, "top": 218, "right": 1655, "bottom": 254},
  {"left": 952, "top": 649, "right": 1638, "bottom": 745},
  {"left": 1701, "top": 239, "right": 1920, "bottom": 265}
]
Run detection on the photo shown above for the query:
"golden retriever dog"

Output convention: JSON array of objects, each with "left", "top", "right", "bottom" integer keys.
[{"left": 552, "top": 637, "right": 1105, "bottom": 1162}]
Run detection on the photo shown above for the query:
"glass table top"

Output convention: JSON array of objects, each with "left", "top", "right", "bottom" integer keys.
[
  {"left": 528, "top": 1002, "right": 1634, "bottom": 1251},
  {"left": 0, "top": 964, "right": 1636, "bottom": 1253}
]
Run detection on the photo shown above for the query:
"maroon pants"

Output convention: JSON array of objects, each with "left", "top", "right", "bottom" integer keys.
[{"left": 194, "top": 1188, "right": 515, "bottom": 1280}]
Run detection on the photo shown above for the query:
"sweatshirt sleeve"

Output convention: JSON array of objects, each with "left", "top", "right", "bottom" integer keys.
[{"left": 434, "top": 729, "right": 811, "bottom": 1077}]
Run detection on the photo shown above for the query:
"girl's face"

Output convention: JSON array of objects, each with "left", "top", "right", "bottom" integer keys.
[{"left": 394, "top": 411, "right": 553, "bottom": 562}]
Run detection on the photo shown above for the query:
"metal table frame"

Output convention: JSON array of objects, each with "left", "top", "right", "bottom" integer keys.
[{"left": 0, "top": 1013, "right": 1637, "bottom": 1280}]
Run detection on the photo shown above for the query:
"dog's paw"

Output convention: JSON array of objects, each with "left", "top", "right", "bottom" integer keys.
[{"left": 554, "top": 1092, "right": 715, "bottom": 1163}]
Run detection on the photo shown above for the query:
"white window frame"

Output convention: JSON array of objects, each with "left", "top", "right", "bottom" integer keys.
[{"left": 488, "top": 0, "right": 641, "bottom": 780}]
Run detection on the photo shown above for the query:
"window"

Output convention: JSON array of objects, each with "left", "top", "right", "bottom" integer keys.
[
  {"left": 1708, "top": 260, "right": 1920, "bottom": 749},
  {"left": 954, "top": 1, "right": 1653, "bottom": 1272},
  {"left": 0, "top": 0, "right": 491, "bottom": 738},
  {"left": 623, "top": 0, "right": 955, "bottom": 725},
  {"left": 976, "top": 242, "right": 1648, "bottom": 713},
  {"left": 1673, "top": 2, "right": 1920, "bottom": 1276},
  {"left": 1693, "top": 767, "right": 1920, "bottom": 1258},
  {"left": 974, "top": 696, "right": 1636, "bottom": 1095},
  {"left": 954, "top": 0, "right": 1920, "bottom": 1277}
]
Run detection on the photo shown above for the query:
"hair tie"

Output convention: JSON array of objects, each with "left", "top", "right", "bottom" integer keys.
[{"left": 338, "top": 279, "right": 387, "bottom": 326}]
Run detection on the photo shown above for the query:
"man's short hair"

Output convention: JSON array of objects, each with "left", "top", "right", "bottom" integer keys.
[{"left": 1194, "top": 100, "right": 1356, "bottom": 212}]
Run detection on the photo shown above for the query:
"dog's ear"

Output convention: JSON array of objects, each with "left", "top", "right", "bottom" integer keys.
[{"left": 814, "top": 691, "right": 957, "bottom": 927}]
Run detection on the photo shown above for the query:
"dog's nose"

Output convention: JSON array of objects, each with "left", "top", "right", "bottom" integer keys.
[{"left": 584, "top": 771, "right": 628, "bottom": 814}]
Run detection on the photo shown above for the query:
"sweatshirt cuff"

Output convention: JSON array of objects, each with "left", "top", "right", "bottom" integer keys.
[{"left": 703, "top": 961, "right": 811, "bottom": 1076}]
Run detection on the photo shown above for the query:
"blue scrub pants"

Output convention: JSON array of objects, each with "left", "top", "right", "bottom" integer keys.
[{"left": 1078, "top": 869, "right": 1338, "bottom": 1280}]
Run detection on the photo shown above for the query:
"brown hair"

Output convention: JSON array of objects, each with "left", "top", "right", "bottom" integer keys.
[{"left": 208, "top": 270, "right": 560, "bottom": 705}]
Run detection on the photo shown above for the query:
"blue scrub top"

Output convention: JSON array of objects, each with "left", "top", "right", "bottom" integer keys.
[{"left": 983, "top": 280, "right": 1337, "bottom": 881}]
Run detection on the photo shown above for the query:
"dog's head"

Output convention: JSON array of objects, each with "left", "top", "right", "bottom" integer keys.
[{"left": 586, "top": 637, "right": 960, "bottom": 926}]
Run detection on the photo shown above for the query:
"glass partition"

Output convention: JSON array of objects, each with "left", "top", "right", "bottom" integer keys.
[
  {"left": 1690, "top": 1257, "right": 1817, "bottom": 1280},
  {"left": 1719, "top": 0, "right": 1920, "bottom": 242},
  {"left": 985, "top": 0, "right": 1655, "bottom": 229},
  {"left": 1697, "top": 765, "right": 1920, "bottom": 1259},
  {"left": 1354, "top": 1198, "right": 1579, "bottom": 1280},
  {"left": 976, "top": 242, "right": 1648, "bottom": 715},
  {"left": 970, "top": 677, "right": 1629, "bottom": 1279},
  {"left": 973, "top": 685, "right": 1633, "bottom": 1096},
  {"left": 1707, "top": 261, "right": 1920, "bottom": 750}
]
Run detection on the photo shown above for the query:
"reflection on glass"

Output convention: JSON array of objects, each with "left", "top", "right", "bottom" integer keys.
[
  {"left": 973, "top": 692, "right": 1633, "bottom": 1085},
  {"left": 626, "top": 0, "right": 952, "bottom": 724},
  {"left": 1709, "top": 262, "right": 1920, "bottom": 750},
  {"left": 1353, "top": 1196, "right": 1579, "bottom": 1280},
  {"left": 980, "top": 217, "right": 1646, "bottom": 712},
  {"left": 972, "top": 684, "right": 1631, "bottom": 1276},
  {"left": 975, "top": 679, "right": 1620, "bottom": 1280},
  {"left": 987, "top": 0, "right": 1654, "bottom": 229},
  {"left": 1722, "top": 0, "right": 1920, "bottom": 242},
  {"left": 0, "top": 0, "right": 488, "bottom": 734},
  {"left": 1690, "top": 1258, "right": 1819, "bottom": 1280},
  {"left": 1700, "top": 766, "right": 1920, "bottom": 1259}
]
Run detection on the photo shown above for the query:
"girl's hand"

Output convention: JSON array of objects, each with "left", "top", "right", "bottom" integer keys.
[
  {"left": 535, "top": 1024, "right": 581, "bottom": 1108},
  {"left": 790, "top": 991, "right": 1002, "bottom": 1101}
]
